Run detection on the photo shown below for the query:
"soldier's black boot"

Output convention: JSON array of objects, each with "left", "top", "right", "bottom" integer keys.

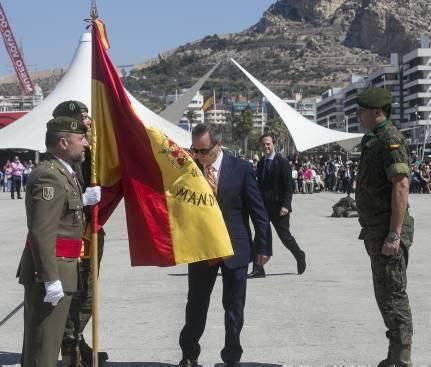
[
  {"left": 61, "top": 345, "right": 81, "bottom": 367},
  {"left": 247, "top": 262, "right": 265, "bottom": 278},
  {"left": 378, "top": 343, "right": 412, "bottom": 367},
  {"left": 79, "top": 339, "right": 109, "bottom": 367}
]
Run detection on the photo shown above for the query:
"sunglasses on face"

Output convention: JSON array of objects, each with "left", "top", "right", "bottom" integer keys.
[{"left": 190, "top": 145, "right": 215, "bottom": 155}]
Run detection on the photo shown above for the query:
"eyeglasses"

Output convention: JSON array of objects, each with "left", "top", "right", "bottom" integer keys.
[{"left": 190, "top": 145, "right": 215, "bottom": 155}]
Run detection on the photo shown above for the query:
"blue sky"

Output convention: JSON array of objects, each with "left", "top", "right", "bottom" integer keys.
[{"left": 0, "top": 0, "right": 274, "bottom": 76}]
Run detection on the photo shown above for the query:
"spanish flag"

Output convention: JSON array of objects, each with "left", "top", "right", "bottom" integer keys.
[
  {"left": 202, "top": 96, "right": 214, "bottom": 112},
  {"left": 91, "top": 20, "right": 233, "bottom": 266}
]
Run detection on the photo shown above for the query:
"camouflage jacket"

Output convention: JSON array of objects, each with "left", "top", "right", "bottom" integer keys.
[{"left": 355, "top": 120, "right": 410, "bottom": 234}]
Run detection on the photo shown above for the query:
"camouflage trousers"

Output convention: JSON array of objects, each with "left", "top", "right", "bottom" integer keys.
[{"left": 364, "top": 233, "right": 413, "bottom": 345}]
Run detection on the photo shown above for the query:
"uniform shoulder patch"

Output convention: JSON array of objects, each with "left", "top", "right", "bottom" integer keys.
[{"left": 42, "top": 186, "right": 55, "bottom": 200}]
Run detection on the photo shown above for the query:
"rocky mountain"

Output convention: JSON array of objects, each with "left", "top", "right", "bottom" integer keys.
[
  {"left": 124, "top": 0, "right": 431, "bottom": 100},
  {"left": 1, "top": 1, "right": 430, "bottom": 102}
]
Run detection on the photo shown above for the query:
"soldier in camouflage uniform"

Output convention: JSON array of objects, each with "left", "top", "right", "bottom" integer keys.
[
  {"left": 17, "top": 110, "right": 101, "bottom": 367},
  {"left": 356, "top": 88, "right": 414, "bottom": 367},
  {"left": 53, "top": 101, "right": 108, "bottom": 367}
]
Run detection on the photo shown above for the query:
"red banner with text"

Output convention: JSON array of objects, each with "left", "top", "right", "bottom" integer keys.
[{"left": 0, "top": 3, "right": 34, "bottom": 95}]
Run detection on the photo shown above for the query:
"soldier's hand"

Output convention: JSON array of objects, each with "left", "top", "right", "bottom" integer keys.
[
  {"left": 83, "top": 186, "right": 101, "bottom": 206},
  {"left": 256, "top": 254, "right": 271, "bottom": 265},
  {"left": 44, "top": 280, "right": 64, "bottom": 306},
  {"left": 382, "top": 239, "right": 400, "bottom": 256}
]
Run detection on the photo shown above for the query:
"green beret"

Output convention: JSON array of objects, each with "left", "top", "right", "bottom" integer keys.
[
  {"left": 357, "top": 88, "right": 392, "bottom": 109},
  {"left": 46, "top": 116, "right": 87, "bottom": 134},
  {"left": 76, "top": 101, "right": 88, "bottom": 113},
  {"left": 52, "top": 100, "right": 88, "bottom": 118}
]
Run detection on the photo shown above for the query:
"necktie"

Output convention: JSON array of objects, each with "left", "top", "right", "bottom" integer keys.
[
  {"left": 205, "top": 165, "right": 222, "bottom": 266},
  {"left": 206, "top": 165, "right": 217, "bottom": 194},
  {"left": 263, "top": 159, "right": 272, "bottom": 182},
  {"left": 71, "top": 171, "right": 78, "bottom": 185}
]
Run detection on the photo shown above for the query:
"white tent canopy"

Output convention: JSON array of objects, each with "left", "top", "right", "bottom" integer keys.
[
  {"left": 230, "top": 58, "right": 363, "bottom": 152},
  {"left": 0, "top": 32, "right": 192, "bottom": 151}
]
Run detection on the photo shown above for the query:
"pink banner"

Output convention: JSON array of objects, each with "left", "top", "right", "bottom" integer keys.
[{"left": 0, "top": 4, "right": 34, "bottom": 95}]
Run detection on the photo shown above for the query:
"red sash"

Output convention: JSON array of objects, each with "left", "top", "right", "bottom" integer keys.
[{"left": 25, "top": 236, "right": 82, "bottom": 258}]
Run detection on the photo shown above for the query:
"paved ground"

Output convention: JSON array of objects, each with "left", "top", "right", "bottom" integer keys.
[{"left": 0, "top": 191, "right": 430, "bottom": 367}]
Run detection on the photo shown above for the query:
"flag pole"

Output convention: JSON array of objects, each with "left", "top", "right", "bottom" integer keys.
[
  {"left": 90, "top": 3, "right": 100, "bottom": 367},
  {"left": 90, "top": 196, "right": 99, "bottom": 367}
]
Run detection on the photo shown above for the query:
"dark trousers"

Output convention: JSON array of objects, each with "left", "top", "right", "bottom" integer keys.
[
  {"left": 11, "top": 175, "right": 22, "bottom": 198},
  {"left": 271, "top": 213, "right": 303, "bottom": 258},
  {"left": 179, "top": 261, "right": 247, "bottom": 363}
]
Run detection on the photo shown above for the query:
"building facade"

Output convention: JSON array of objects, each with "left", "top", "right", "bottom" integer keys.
[{"left": 317, "top": 36, "right": 431, "bottom": 143}]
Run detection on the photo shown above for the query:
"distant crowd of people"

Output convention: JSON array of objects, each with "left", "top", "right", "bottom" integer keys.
[
  {"left": 0, "top": 156, "right": 35, "bottom": 198},
  {"left": 244, "top": 153, "right": 357, "bottom": 195},
  {"left": 242, "top": 150, "right": 431, "bottom": 195},
  {"left": 409, "top": 151, "right": 431, "bottom": 194}
]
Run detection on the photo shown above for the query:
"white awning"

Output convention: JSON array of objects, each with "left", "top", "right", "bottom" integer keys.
[
  {"left": 230, "top": 58, "right": 363, "bottom": 152},
  {"left": 0, "top": 32, "right": 191, "bottom": 151}
]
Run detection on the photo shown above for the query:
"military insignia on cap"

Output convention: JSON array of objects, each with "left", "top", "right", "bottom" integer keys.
[
  {"left": 69, "top": 102, "right": 76, "bottom": 111},
  {"left": 42, "top": 186, "right": 55, "bottom": 200},
  {"left": 71, "top": 121, "right": 78, "bottom": 130}
]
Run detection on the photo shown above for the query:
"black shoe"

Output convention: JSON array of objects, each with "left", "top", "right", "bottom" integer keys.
[
  {"left": 247, "top": 268, "right": 266, "bottom": 278},
  {"left": 297, "top": 252, "right": 306, "bottom": 275},
  {"left": 11, "top": 197, "right": 14, "bottom": 200},
  {"left": 17, "top": 196, "right": 23, "bottom": 199},
  {"left": 224, "top": 363, "right": 240, "bottom": 367},
  {"left": 79, "top": 339, "right": 109, "bottom": 367},
  {"left": 178, "top": 358, "right": 198, "bottom": 367}
]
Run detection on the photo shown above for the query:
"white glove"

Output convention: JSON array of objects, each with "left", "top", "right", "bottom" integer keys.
[
  {"left": 44, "top": 280, "right": 64, "bottom": 306},
  {"left": 82, "top": 186, "right": 101, "bottom": 206}
]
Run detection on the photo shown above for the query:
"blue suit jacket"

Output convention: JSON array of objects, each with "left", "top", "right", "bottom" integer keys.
[{"left": 216, "top": 154, "right": 272, "bottom": 268}]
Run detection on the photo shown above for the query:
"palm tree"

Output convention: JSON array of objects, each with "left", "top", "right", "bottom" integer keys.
[
  {"left": 265, "top": 117, "right": 289, "bottom": 152},
  {"left": 232, "top": 108, "right": 254, "bottom": 153}
]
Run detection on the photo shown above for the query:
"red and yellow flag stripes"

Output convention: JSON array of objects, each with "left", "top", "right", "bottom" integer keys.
[{"left": 91, "top": 20, "right": 233, "bottom": 266}]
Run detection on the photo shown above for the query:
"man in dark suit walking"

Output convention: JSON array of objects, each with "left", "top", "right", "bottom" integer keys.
[
  {"left": 178, "top": 124, "right": 271, "bottom": 367},
  {"left": 248, "top": 134, "right": 306, "bottom": 278}
]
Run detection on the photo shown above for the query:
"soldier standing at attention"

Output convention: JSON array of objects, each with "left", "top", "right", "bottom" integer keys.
[
  {"left": 53, "top": 101, "right": 109, "bottom": 366},
  {"left": 356, "top": 88, "right": 414, "bottom": 367},
  {"left": 17, "top": 106, "right": 101, "bottom": 367}
]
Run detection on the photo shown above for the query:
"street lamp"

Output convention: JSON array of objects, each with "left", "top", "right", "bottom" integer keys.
[
  {"left": 415, "top": 106, "right": 419, "bottom": 157},
  {"left": 381, "top": 74, "right": 386, "bottom": 89},
  {"left": 421, "top": 112, "right": 431, "bottom": 161}
]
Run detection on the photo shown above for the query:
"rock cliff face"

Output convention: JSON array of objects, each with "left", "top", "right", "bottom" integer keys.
[
  {"left": 255, "top": 0, "right": 431, "bottom": 56},
  {"left": 124, "top": 0, "right": 431, "bottom": 99},
  {"left": 2, "top": 0, "right": 431, "bottom": 99}
]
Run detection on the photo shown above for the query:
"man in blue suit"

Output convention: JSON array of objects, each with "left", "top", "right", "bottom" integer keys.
[{"left": 178, "top": 124, "right": 272, "bottom": 367}]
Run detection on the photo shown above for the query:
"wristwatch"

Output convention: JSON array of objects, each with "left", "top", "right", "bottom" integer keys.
[{"left": 386, "top": 231, "right": 400, "bottom": 242}]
